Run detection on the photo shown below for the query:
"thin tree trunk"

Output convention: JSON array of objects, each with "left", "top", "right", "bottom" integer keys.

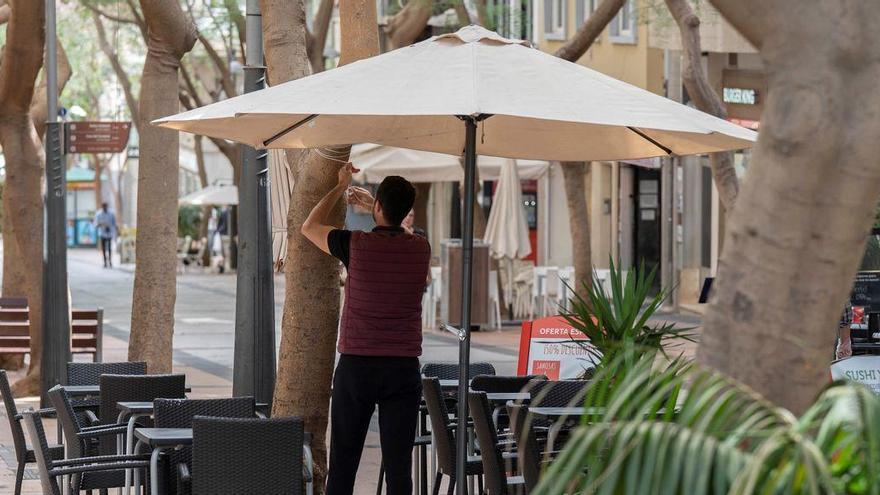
[
  {"left": 128, "top": 0, "right": 196, "bottom": 373},
  {"left": 193, "top": 136, "right": 212, "bottom": 267},
  {"left": 0, "top": 0, "right": 46, "bottom": 394},
  {"left": 664, "top": 0, "right": 738, "bottom": 210},
  {"left": 93, "top": 156, "right": 105, "bottom": 209},
  {"left": 550, "top": 0, "right": 625, "bottom": 298},
  {"left": 700, "top": 0, "right": 880, "bottom": 413},
  {"left": 93, "top": 11, "right": 140, "bottom": 130},
  {"left": 562, "top": 162, "right": 592, "bottom": 300},
  {"left": 264, "top": 0, "right": 379, "bottom": 489},
  {"left": 307, "top": 0, "right": 334, "bottom": 73},
  {"left": 384, "top": 0, "right": 432, "bottom": 49}
]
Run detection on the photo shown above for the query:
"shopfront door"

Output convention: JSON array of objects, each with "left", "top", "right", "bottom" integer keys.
[{"left": 634, "top": 168, "right": 661, "bottom": 287}]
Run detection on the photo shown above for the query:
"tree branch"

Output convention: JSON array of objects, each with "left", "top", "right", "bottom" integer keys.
[
  {"left": 665, "top": 0, "right": 738, "bottom": 209},
  {"left": 124, "top": 0, "right": 148, "bottom": 40},
  {"left": 384, "top": 0, "right": 432, "bottom": 49},
  {"left": 179, "top": 62, "right": 205, "bottom": 108},
  {"left": 453, "top": 0, "right": 471, "bottom": 27},
  {"left": 198, "top": 34, "right": 236, "bottom": 97},
  {"left": 81, "top": 1, "right": 138, "bottom": 25},
  {"left": 555, "top": 0, "right": 626, "bottom": 61},
  {"left": 92, "top": 11, "right": 140, "bottom": 128},
  {"left": 31, "top": 39, "right": 73, "bottom": 138}
]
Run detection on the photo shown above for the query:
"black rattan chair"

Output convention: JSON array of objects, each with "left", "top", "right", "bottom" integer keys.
[
  {"left": 22, "top": 409, "right": 149, "bottom": 495},
  {"left": 471, "top": 374, "right": 547, "bottom": 430},
  {"left": 421, "top": 362, "right": 496, "bottom": 380},
  {"left": 527, "top": 379, "right": 588, "bottom": 407},
  {"left": 422, "top": 377, "right": 483, "bottom": 495},
  {"left": 1, "top": 370, "right": 64, "bottom": 495},
  {"left": 508, "top": 404, "right": 542, "bottom": 493},
  {"left": 98, "top": 373, "right": 186, "bottom": 455},
  {"left": 187, "top": 416, "right": 311, "bottom": 495},
  {"left": 49, "top": 384, "right": 146, "bottom": 494},
  {"left": 154, "top": 397, "right": 257, "bottom": 495},
  {"left": 67, "top": 362, "right": 148, "bottom": 387},
  {"left": 469, "top": 392, "right": 524, "bottom": 495}
]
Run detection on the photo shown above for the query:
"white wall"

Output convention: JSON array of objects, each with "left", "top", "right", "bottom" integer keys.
[{"left": 539, "top": 163, "right": 573, "bottom": 267}]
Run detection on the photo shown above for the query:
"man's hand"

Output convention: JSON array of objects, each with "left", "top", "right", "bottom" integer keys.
[
  {"left": 346, "top": 186, "right": 374, "bottom": 210},
  {"left": 338, "top": 162, "right": 359, "bottom": 189}
]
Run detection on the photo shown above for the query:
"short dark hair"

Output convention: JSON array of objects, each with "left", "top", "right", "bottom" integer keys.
[{"left": 376, "top": 176, "right": 416, "bottom": 226}]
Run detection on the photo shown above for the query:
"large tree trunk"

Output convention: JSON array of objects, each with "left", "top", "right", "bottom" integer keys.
[
  {"left": 128, "top": 0, "right": 196, "bottom": 372},
  {"left": 562, "top": 162, "right": 592, "bottom": 300},
  {"left": 699, "top": 0, "right": 880, "bottom": 413},
  {"left": 551, "top": 0, "right": 625, "bottom": 296},
  {"left": 0, "top": 0, "right": 46, "bottom": 394},
  {"left": 265, "top": 0, "right": 379, "bottom": 489},
  {"left": 663, "top": 0, "right": 738, "bottom": 210}
]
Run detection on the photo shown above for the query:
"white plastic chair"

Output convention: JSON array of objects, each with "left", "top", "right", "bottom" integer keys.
[
  {"left": 542, "top": 268, "right": 561, "bottom": 316},
  {"left": 488, "top": 270, "right": 502, "bottom": 329}
]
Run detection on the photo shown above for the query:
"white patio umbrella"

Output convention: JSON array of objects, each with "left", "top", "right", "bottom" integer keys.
[
  {"left": 178, "top": 185, "right": 238, "bottom": 206},
  {"left": 155, "top": 26, "right": 757, "bottom": 488},
  {"left": 350, "top": 143, "right": 548, "bottom": 183},
  {"left": 483, "top": 159, "right": 532, "bottom": 320}
]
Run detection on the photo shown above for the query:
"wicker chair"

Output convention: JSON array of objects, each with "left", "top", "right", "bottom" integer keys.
[
  {"left": 421, "top": 362, "right": 496, "bottom": 380},
  {"left": 66, "top": 361, "right": 147, "bottom": 417},
  {"left": 22, "top": 410, "right": 150, "bottom": 495},
  {"left": 527, "top": 380, "right": 588, "bottom": 407},
  {"left": 471, "top": 374, "right": 547, "bottom": 430},
  {"left": 469, "top": 392, "right": 524, "bottom": 495},
  {"left": 1, "top": 370, "right": 64, "bottom": 495},
  {"left": 422, "top": 377, "right": 483, "bottom": 495},
  {"left": 154, "top": 397, "right": 257, "bottom": 495},
  {"left": 48, "top": 385, "right": 148, "bottom": 494},
  {"left": 186, "top": 416, "right": 312, "bottom": 495},
  {"left": 507, "top": 404, "right": 542, "bottom": 493},
  {"left": 98, "top": 374, "right": 186, "bottom": 455}
]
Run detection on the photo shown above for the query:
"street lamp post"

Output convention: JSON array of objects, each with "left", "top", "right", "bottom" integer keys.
[
  {"left": 41, "top": 0, "right": 71, "bottom": 406},
  {"left": 233, "top": 0, "right": 276, "bottom": 405}
]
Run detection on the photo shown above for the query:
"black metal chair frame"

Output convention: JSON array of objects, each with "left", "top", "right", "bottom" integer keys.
[
  {"left": 469, "top": 392, "right": 524, "bottom": 495},
  {"left": 1, "top": 370, "right": 64, "bottom": 495},
  {"left": 22, "top": 409, "right": 150, "bottom": 495}
]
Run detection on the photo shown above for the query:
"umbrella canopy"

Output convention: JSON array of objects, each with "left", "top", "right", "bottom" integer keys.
[
  {"left": 155, "top": 26, "right": 756, "bottom": 160},
  {"left": 178, "top": 185, "right": 238, "bottom": 206},
  {"left": 484, "top": 159, "right": 531, "bottom": 260},
  {"left": 350, "top": 143, "right": 548, "bottom": 183}
]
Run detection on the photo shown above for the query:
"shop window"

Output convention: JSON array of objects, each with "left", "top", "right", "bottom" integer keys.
[
  {"left": 609, "top": 0, "right": 637, "bottom": 44},
  {"left": 543, "top": 0, "right": 566, "bottom": 40}
]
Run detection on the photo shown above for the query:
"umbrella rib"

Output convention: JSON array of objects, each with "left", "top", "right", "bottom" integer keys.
[
  {"left": 262, "top": 114, "right": 320, "bottom": 147},
  {"left": 626, "top": 126, "right": 673, "bottom": 156}
]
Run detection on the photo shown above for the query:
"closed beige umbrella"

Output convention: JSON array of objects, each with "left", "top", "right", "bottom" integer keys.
[{"left": 155, "top": 26, "right": 756, "bottom": 488}]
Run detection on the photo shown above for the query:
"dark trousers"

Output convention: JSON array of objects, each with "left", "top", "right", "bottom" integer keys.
[
  {"left": 100, "top": 237, "right": 112, "bottom": 266},
  {"left": 327, "top": 354, "right": 422, "bottom": 495}
]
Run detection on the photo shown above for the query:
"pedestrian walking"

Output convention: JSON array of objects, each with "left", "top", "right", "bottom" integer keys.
[
  {"left": 301, "top": 164, "right": 430, "bottom": 495},
  {"left": 93, "top": 202, "right": 117, "bottom": 268}
]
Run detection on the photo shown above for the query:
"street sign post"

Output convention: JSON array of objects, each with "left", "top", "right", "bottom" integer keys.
[{"left": 64, "top": 122, "right": 131, "bottom": 154}]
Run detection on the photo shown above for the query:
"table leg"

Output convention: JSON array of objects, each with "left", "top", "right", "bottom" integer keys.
[
  {"left": 133, "top": 439, "right": 146, "bottom": 495},
  {"left": 150, "top": 447, "right": 166, "bottom": 495}
]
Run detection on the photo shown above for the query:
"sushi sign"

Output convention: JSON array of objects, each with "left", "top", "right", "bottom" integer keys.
[{"left": 517, "top": 316, "right": 598, "bottom": 380}]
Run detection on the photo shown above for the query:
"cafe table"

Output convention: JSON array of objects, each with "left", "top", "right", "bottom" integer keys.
[{"left": 133, "top": 428, "right": 193, "bottom": 495}]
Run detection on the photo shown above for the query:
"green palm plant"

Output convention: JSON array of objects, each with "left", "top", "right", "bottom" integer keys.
[
  {"left": 533, "top": 348, "right": 880, "bottom": 495},
  {"left": 562, "top": 260, "right": 695, "bottom": 372}
]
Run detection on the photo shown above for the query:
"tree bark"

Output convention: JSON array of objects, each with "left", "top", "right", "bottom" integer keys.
[
  {"left": 0, "top": 0, "right": 45, "bottom": 394},
  {"left": 128, "top": 0, "right": 196, "bottom": 373},
  {"left": 265, "top": 0, "right": 379, "bottom": 489},
  {"left": 663, "top": 0, "right": 738, "bottom": 210},
  {"left": 551, "top": 0, "right": 624, "bottom": 298},
  {"left": 307, "top": 0, "right": 334, "bottom": 73},
  {"left": 553, "top": 0, "right": 626, "bottom": 62},
  {"left": 699, "top": 0, "right": 880, "bottom": 413},
  {"left": 384, "top": 0, "right": 432, "bottom": 49},
  {"left": 562, "top": 162, "right": 592, "bottom": 300},
  {"left": 30, "top": 40, "right": 71, "bottom": 139}
]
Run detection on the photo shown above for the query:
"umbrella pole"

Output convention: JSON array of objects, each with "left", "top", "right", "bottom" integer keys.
[{"left": 456, "top": 116, "right": 479, "bottom": 495}]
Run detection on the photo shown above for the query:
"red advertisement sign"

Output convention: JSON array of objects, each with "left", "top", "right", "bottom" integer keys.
[{"left": 516, "top": 316, "right": 598, "bottom": 379}]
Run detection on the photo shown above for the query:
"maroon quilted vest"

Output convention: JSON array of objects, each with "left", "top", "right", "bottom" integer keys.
[{"left": 339, "top": 228, "right": 431, "bottom": 357}]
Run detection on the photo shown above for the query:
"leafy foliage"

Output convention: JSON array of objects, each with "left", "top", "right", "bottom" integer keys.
[
  {"left": 177, "top": 205, "right": 202, "bottom": 239},
  {"left": 562, "top": 260, "right": 695, "bottom": 372},
  {"left": 533, "top": 349, "right": 880, "bottom": 495}
]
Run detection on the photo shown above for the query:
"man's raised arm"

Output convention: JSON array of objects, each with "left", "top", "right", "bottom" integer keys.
[{"left": 300, "top": 162, "right": 359, "bottom": 254}]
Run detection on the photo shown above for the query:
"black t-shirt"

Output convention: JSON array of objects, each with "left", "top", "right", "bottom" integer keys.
[{"left": 328, "top": 226, "right": 413, "bottom": 267}]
